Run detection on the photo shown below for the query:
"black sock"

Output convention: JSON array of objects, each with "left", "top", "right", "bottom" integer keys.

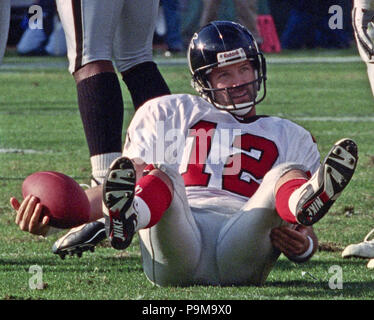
[
  {"left": 122, "top": 61, "right": 171, "bottom": 110},
  {"left": 77, "top": 72, "right": 124, "bottom": 156}
]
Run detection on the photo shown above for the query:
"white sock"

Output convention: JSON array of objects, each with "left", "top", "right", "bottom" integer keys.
[
  {"left": 288, "top": 187, "right": 304, "bottom": 216},
  {"left": 90, "top": 152, "right": 121, "bottom": 186},
  {"left": 131, "top": 196, "right": 151, "bottom": 232}
]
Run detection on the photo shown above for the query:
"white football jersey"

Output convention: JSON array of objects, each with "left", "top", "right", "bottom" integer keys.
[{"left": 123, "top": 94, "right": 320, "bottom": 205}]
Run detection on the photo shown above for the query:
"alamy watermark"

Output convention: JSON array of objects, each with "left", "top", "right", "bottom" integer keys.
[
  {"left": 131, "top": 120, "right": 245, "bottom": 175},
  {"left": 329, "top": 5, "right": 344, "bottom": 30},
  {"left": 28, "top": 5, "right": 43, "bottom": 30},
  {"left": 27, "top": 5, "right": 344, "bottom": 31},
  {"left": 328, "top": 265, "right": 343, "bottom": 290},
  {"left": 302, "top": 265, "right": 343, "bottom": 290},
  {"left": 28, "top": 265, "right": 44, "bottom": 290}
]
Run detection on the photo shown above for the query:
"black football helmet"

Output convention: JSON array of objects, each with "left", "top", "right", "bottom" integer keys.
[{"left": 188, "top": 21, "right": 267, "bottom": 117}]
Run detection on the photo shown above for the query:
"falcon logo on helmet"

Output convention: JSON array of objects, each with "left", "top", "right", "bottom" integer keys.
[{"left": 188, "top": 21, "right": 267, "bottom": 118}]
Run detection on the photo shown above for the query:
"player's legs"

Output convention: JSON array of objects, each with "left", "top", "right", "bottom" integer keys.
[
  {"left": 56, "top": 0, "right": 124, "bottom": 74},
  {"left": 285, "top": 139, "right": 358, "bottom": 225},
  {"left": 113, "top": 0, "right": 157, "bottom": 72},
  {"left": 366, "top": 62, "right": 374, "bottom": 95},
  {"left": 216, "top": 163, "right": 304, "bottom": 286},
  {"left": 357, "top": 44, "right": 374, "bottom": 95},
  {"left": 137, "top": 164, "right": 202, "bottom": 287},
  {"left": 342, "top": 228, "right": 374, "bottom": 259},
  {"left": 52, "top": 184, "right": 107, "bottom": 258},
  {"left": 101, "top": 159, "right": 201, "bottom": 286},
  {"left": 56, "top": 0, "right": 125, "bottom": 185},
  {"left": 160, "top": 0, "right": 184, "bottom": 53},
  {"left": 52, "top": 218, "right": 106, "bottom": 259},
  {"left": 354, "top": 18, "right": 374, "bottom": 96},
  {"left": 199, "top": 0, "right": 221, "bottom": 27},
  {"left": 114, "top": 0, "right": 170, "bottom": 110},
  {"left": 215, "top": 139, "right": 358, "bottom": 285},
  {"left": 233, "top": 0, "right": 262, "bottom": 43},
  {"left": 0, "top": 0, "right": 10, "bottom": 64}
]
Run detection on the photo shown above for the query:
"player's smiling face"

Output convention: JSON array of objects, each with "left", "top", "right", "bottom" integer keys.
[{"left": 208, "top": 60, "right": 256, "bottom": 107}]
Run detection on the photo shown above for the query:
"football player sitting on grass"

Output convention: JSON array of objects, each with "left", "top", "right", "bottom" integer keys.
[{"left": 11, "top": 21, "right": 358, "bottom": 286}]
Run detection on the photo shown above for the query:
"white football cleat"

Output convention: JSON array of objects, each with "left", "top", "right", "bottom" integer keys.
[
  {"left": 342, "top": 229, "right": 374, "bottom": 259},
  {"left": 295, "top": 138, "right": 358, "bottom": 226},
  {"left": 367, "top": 259, "right": 374, "bottom": 269}
]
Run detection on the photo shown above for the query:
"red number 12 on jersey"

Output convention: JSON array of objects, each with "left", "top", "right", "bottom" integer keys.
[{"left": 181, "top": 120, "right": 279, "bottom": 198}]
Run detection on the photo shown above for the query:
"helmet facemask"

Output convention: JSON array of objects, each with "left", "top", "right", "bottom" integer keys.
[
  {"left": 192, "top": 54, "right": 266, "bottom": 118},
  {"left": 188, "top": 21, "right": 267, "bottom": 118}
]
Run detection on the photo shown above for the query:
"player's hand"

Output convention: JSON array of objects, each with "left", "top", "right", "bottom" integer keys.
[
  {"left": 353, "top": 1, "right": 374, "bottom": 58},
  {"left": 270, "top": 225, "right": 311, "bottom": 261},
  {"left": 10, "top": 195, "right": 50, "bottom": 236}
]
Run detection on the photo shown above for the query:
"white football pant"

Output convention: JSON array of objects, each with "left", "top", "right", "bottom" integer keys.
[
  {"left": 353, "top": 0, "right": 374, "bottom": 96},
  {"left": 0, "top": 0, "right": 10, "bottom": 64},
  {"left": 56, "top": 0, "right": 159, "bottom": 74},
  {"left": 139, "top": 162, "right": 309, "bottom": 287}
]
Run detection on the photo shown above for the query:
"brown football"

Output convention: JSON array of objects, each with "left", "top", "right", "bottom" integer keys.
[{"left": 22, "top": 171, "right": 90, "bottom": 229}]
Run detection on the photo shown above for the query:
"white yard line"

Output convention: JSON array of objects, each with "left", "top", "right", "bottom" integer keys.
[
  {"left": 0, "top": 148, "right": 48, "bottom": 154},
  {"left": 155, "top": 56, "right": 362, "bottom": 65},
  {"left": 289, "top": 116, "right": 374, "bottom": 122},
  {"left": 0, "top": 56, "right": 362, "bottom": 70}
]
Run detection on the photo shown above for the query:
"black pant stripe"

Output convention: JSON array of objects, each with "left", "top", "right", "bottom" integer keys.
[{"left": 72, "top": 0, "right": 83, "bottom": 72}]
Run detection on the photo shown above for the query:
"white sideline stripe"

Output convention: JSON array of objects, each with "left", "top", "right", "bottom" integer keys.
[
  {"left": 290, "top": 116, "right": 374, "bottom": 122},
  {"left": 0, "top": 61, "right": 68, "bottom": 70},
  {"left": 156, "top": 56, "right": 362, "bottom": 65},
  {"left": 267, "top": 56, "right": 362, "bottom": 64},
  {"left": 0, "top": 148, "right": 48, "bottom": 154},
  {"left": 0, "top": 56, "right": 362, "bottom": 70}
]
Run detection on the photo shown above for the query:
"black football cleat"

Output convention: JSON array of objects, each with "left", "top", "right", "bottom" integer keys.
[
  {"left": 102, "top": 156, "right": 137, "bottom": 250},
  {"left": 52, "top": 220, "right": 106, "bottom": 259},
  {"left": 296, "top": 138, "right": 358, "bottom": 226}
]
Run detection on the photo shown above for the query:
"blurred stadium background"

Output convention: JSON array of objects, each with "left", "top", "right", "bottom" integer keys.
[{"left": 7, "top": 0, "right": 354, "bottom": 55}]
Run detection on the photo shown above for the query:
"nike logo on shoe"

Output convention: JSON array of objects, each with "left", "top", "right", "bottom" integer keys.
[
  {"left": 296, "top": 138, "right": 358, "bottom": 226},
  {"left": 102, "top": 156, "right": 137, "bottom": 250},
  {"left": 112, "top": 218, "right": 126, "bottom": 241}
]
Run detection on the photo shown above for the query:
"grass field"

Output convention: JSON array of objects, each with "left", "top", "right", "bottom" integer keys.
[{"left": 0, "top": 47, "right": 374, "bottom": 304}]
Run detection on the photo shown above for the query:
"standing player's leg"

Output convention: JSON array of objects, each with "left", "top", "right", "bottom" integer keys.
[
  {"left": 114, "top": 0, "right": 170, "bottom": 110},
  {"left": 352, "top": 0, "right": 374, "bottom": 95},
  {"left": 0, "top": 0, "right": 10, "bottom": 64},
  {"left": 356, "top": 31, "right": 374, "bottom": 95},
  {"left": 234, "top": 0, "right": 262, "bottom": 44},
  {"left": 56, "top": 0, "right": 125, "bottom": 186},
  {"left": 367, "top": 62, "right": 374, "bottom": 95},
  {"left": 199, "top": 0, "right": 221, "bottom": 28},
  {"left": 52, "top": 0, "right": 170, "bottom": 258},
  {"left": 52, "top": 0, "right": 125, "bottom": 258}
]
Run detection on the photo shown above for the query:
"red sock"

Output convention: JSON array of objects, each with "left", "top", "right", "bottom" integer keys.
[
  {"left": 275, "top": 179, "right": 308, "bottom": 224},
  {"left": 135, "top": 174, "right": 172, "bottom": 228},
  {"left": 142, "top": 164, "right": 156, "bottom": 176}
]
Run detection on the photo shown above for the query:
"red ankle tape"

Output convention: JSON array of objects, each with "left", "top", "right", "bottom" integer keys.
[
  {"left": 143, "top": 164, "right": 156, "bottom": 176},
  {"left": 275, "top": 179, "right": 307, "bottom": 224},
  {"left": 136, "top": 174, "right": 172, "bottom": 228}
]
